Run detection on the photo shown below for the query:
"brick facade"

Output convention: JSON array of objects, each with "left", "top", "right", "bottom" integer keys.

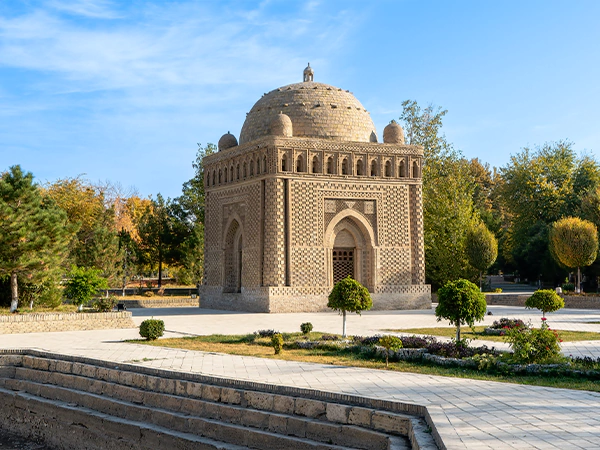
[{"left": 200, "top": 69, "right": 430, "bottom": 312}]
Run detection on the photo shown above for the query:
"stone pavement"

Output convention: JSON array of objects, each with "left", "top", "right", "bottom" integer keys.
[{"left": 2, "top": 305, "right": 600, "bottom": 449}]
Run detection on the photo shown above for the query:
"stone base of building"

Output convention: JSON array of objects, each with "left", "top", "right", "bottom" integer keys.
[{"left": 199, "top": 285, "right": 431, "bottom": 313}]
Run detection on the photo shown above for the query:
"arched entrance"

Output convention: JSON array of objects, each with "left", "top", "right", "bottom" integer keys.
[
  {"left": 223, "top": 219, "right": 243, "bottom": 293},
  {"left": 324, "top": 211, "right": 376, "bottom": 289}
]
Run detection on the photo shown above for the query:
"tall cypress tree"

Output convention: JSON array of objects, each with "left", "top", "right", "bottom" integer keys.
[{"left": 0, "top": 166, "right": 71, "bottom": 311}]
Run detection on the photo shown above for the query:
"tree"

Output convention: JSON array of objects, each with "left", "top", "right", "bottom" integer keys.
[
  {"left": 43, "top": 177, "right": 122, "bottom": 283},
  {"left": 498, "top": 142, "right": 600, "bottom": 284},
  {"left": 137, "top": 194, "right": 189, "bottom": 287},
  {"left": 171, "top": 143, "right": 216, "bottom": 284},
  {"left": 465, "top": 222, "right": 498, "bottom": 290},
  {"left": 549, "top": 217, "right": 598, "bottom": 292},
  {"left": 378, "top": 335, "right": 403, "bottom": 367},
  {"left": 435, "top": 279, "right": 487, "bottom": 341},
  {"left": 63, "top": 266, "right": 108, "bottom": 311},
  {"left": 0, "top": 166, "right": 71, "bottom": 312},
  {"left": 327, "top": 276, "right": 372, "bottom": 337},
  {"left": 525, "top": 289, "right": 564, "bottom": 319},
  {"left": 400, "top": 100, "right": 479, "bottom": 288}
]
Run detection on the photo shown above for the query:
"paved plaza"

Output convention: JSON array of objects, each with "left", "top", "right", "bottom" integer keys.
[{"left": 1, "top": 304, "right": 600, "bottom": 449}]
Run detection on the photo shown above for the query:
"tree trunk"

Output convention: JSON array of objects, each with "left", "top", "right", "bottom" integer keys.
[
  {"left": 158, "top": 251, "right": 163, "bottom": 288},
  {"left": 10, "top": 273, "right": 18, "bottom": 313},
  {"left": 456, "top": 324, "right": 461, "bottom": 342},
  {"left": 576, "top": 267, "right": 581, "bottom": 293},
  {"left": 479, "top": 271, "right": 483, "bottom": 292},
  {"left": 342, "top": 310, "right": 347, "bottom": 338}
]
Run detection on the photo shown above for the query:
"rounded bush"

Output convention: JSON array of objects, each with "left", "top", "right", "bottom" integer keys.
[
  {"left": 271, "top": 333, "right": 284, "bottom": 355},
  {"left": 300, "top": 322, "right": 313, "bottom": 335},
  {"left": 93, "top": 295, "right": 117, "bottom": 312},
  {"left": 144, "top": 291, "right": 154, "bottom": 298},
  {"left": 525, "top": 290, "right": 564, "bottom": 317},
  {"left": 328, "top": 276, "right": 372, "bottom": 314},
  {"left": 139, "top": 319, "right": 165, "bottom": 340}
]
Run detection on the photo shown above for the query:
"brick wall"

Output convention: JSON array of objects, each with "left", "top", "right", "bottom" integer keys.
[{"left": 0, "top": 312, "right": 135, "bottom": 335}]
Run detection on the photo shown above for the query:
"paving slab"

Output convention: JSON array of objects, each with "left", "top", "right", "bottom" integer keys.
[{"left": 0, "top": 305, "right": 599, "bottom": 449}]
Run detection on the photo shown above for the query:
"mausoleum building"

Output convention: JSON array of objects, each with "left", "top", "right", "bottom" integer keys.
[{"left": 200, "top": 65, "right": 431, "bottom": 312}]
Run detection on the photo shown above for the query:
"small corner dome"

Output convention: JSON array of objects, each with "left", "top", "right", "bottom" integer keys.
[
  {"left": 270, "top": 112, "right": 293, "bottom": 137},
  {"left": 383, "top": 120, "right": 405, "bottom": 144},
  {"left": 218, "top": 132, "right": 238, "bottom": 151}
]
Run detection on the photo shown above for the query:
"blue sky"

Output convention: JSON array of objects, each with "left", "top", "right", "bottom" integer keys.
[{"left": 1, "top": 0, "right": 599, "bottom": 199}]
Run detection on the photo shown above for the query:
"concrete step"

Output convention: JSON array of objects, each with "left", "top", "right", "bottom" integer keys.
[
  {"left": 0, "top": 354, "right": 432, "bottom": 450},
  {"left": 2, "top": 377, "right": 374, "bottom": 450},
  {"left": 0, "top": 386, "right": 249, "bottom": 450}
]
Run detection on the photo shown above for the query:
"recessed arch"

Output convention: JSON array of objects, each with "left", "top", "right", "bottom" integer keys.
[{"left": 223, "top": 215, "right": 244, "bottom": 293}]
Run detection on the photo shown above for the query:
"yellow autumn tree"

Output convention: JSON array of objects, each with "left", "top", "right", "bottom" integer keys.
[{"left": 549, "top": 217, "right": 598, "bottom": 293}]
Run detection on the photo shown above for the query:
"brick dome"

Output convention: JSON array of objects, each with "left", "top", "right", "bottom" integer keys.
[
  {"left": 270, "top": 112, "right": 293, "bottom": 137},
  {"left": 218, "top": 132, "right": 238, "bottom": 151},
  {"left": 383, "top": 120, "right": 405, "bottom": 144},
  {"left": 240, "top": 81, "right": 377, "bottom": 145}
]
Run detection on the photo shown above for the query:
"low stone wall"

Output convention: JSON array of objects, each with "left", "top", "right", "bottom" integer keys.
[
  {"left": 200, "top": 285, "right": 432, "bottom": 313},
  {"left": 485, "top": 293, "right": 600, "bottom": 310},
  {"left": 484, "top": 294, "right": 529, "bottom": 307},
  {"left": 118, "top": 298, "right": 199, "bottom": 309},
  {"left": 0, "top": 312, "right": 135, "bottom": 335}
]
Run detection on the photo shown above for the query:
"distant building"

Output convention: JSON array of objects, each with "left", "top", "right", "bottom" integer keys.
[{"left": 201, "top": 65, "right": 430, "bottom": 312}]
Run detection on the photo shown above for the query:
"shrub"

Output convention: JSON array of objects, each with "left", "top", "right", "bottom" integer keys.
[
  {"left": 504, "top": 321, "right": 562, "bottom": 364},
  {"left": 300, "top": 322, "right": 313, "bottom": 335},
  {"left": 435, "top": 279, "right": 487, "bottom": 341},
  {"left": 255, "top": 329, "right": 278, "bottom": 338},
  {"left": 144, "top": 291, "right": 154, "bottom": 298},
  {"left": 378, "top": 335, "right": 403, "bottom": 367},
  {"left": 494, "top": 288, "right": 503, "bottom": 293},
  {"left": 93, "top": 296, "right": 117, "bottom": 312},
  {"left": 525, "top": 290, "right": 564, "bottom": 318},
  {"left": 139, "top": 319, "right": 165, "bottom": 340},
  {"left": 63, "top": 266, "right": 108, "bottom": 310},
  {"left": 562, "top": 283, "right": 575, "bottom": 292},
  {"left": 490, "top": 318, "right": 526, "bottom": 330},
  {"left": 320, "top": 334, "right": 338, "bottom": 341},
  {"left": 271, "top": 333, "right": 284, "bottom": 354},
  {"left": 328, "top": 276, "right": 372, "bottom": 337}
]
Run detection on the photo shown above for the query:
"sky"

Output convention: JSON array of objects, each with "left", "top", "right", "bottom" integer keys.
[{"left": 1, "top": 0, "right": 600, "bottom": 199}]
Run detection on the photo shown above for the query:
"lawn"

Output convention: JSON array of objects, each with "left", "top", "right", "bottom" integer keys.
[
  {"left": 385, "top": 326, "right": 600, "bottom": 342},
  {"left": 132, "top": 332, "right": 600, "bottom": 393}
]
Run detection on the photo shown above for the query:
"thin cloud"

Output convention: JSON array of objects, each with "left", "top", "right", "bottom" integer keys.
[{"left": 46, "top": 0, "right": 122, "bottom": 19}]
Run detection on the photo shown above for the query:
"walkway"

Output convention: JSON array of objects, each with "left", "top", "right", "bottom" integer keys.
[{"left": 1, "top": 305, "right": 600, "bottom": 449}]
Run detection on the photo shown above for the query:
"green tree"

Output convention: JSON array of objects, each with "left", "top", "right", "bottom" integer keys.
[
  {"left": 327, "top": 276, "right": 372, "bottom": 337},
  {"left": 465, "top": 222, "right": 498, "bottom": 290},
  {"left": 549, "top": 217, "right": 598, "bottom": 292},
  {"left": 0, "top": 166, "right": 71, "bottom": 312},
  {"left": 63, "top": 266, "right": 109, "bottom": 311},
  {"left": 525, "top": 289, "right": 564, "bottom": 319},
  {"left": 435, "top": 278, "right": 487, "bottom": 341},
  {"left": 400, "top": 100, "right": 479, "bottom": 287},
  {"left": 137, "top": 194, "right": 189, "bottom": 287},
  {"left": 378, "top": 335, "right": 403, "bottom": 367},
  {"left": 498, "top": 142, "right": 600, "bottom": 284},
  {"left": 171, "top": 143, "right": 216, "bottom": 285}
]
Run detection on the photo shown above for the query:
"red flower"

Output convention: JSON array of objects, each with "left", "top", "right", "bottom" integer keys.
[{"left": 541, "top": 317, "right": 547, "bottom": 321}]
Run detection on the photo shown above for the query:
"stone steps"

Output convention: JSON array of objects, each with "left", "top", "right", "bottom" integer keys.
[
  {"left": 0, "top": 387, "right": 247, "bottom": 450},
  {"left": 0, "top": 353, "right": 438, "bottom": 450}
]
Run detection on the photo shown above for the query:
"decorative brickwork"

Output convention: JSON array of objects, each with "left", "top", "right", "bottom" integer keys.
[{"left": 200, "top": 69, "right": 430, "bottom": 312}]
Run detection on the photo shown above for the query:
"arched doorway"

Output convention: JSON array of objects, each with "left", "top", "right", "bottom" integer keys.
[
  {"left": 324, "top": 211, "right": 376, "bottom": 290},
  {"left": 223, "top": 219, "right": 243, "bottom": 293}
]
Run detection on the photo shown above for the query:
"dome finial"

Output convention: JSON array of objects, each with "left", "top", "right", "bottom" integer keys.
[{"left": 303, "top": 63, "right": 314, "bottom": 82}]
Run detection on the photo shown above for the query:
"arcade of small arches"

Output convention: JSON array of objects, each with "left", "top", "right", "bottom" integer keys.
[{"left": 206, "top": 151, "right": 421, "bottom": 188}]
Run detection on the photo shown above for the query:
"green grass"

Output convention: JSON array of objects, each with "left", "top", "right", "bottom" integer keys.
[
  {"left": 129, "top": 332, "right": 600, "bottom": 393},
  {"left": 385, "top": 326, "right": 600, "bottom": 342}
]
